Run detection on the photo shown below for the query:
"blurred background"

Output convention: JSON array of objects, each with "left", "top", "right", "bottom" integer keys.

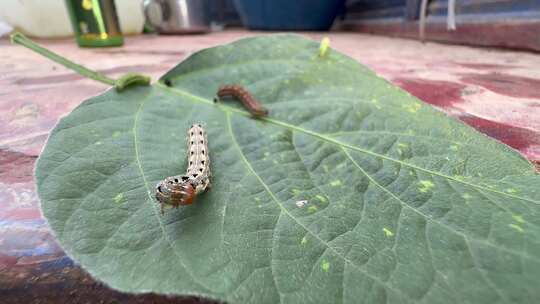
[{"left": 0, "top": 0, "right": 539, "bottom": 51}]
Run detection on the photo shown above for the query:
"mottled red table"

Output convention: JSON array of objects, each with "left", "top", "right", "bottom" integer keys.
[{"left": 1, "top": 31, "right": 539, "bottom": 303}]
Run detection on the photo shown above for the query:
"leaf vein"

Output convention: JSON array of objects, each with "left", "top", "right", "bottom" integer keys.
[
  {"left": 132, "top": 90, "right": 213, "bottom": 292},
  {"left": 157, "top": 84, "right": 540, "bottom": 206},
  {"left": 225, "top": 112, "right": 413, "bottom": 302}
]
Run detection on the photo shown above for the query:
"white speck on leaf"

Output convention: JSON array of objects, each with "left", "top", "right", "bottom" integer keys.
[{"left": 296, "top": 200, "right": 308, "bottom": 208}]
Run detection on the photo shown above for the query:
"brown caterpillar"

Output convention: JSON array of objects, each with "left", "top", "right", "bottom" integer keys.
[
  {"left": 214, "top": 84, "right": 269, "bottom": 117},
  {"left": 155, "top": 124, "right": 211, "bottom": 214}
]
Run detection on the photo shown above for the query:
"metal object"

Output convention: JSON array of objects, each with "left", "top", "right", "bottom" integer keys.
[{"left": 143, "top": 0, "right": 209, "bottom": 34}]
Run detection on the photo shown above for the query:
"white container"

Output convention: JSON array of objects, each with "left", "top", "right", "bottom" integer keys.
[{"left": 0, "top": 0, "right": 144, "bottom": 38}]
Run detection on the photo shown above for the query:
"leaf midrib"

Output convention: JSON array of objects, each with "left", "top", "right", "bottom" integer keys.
[
  {"left": 122, "top": 80, "right": 539, "bottom": 301},
  {"left": 150, "top": 83, "right": 540, "bottom": 265},
  {"left": 144, "top": 82, "right": 539, "bottom": 298},
  {"left": 132, "top": 90, "right": 215, "bottom": 293},
  {"left": 225, "top": 112, "right": 410, "bottom": 302},
  {"left": 156, "top": 83, "right": 540, "bottom": 206}
]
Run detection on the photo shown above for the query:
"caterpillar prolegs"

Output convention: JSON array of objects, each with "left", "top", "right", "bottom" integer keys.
[{"left": 155, "top": 124, "right": 211, "bottom": 213}]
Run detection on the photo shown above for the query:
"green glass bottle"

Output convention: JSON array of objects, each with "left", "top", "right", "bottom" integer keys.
[{"left": 65, "top": 0, "right": 124, "bottom": 47}]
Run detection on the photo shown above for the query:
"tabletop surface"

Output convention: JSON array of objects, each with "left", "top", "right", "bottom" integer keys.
[{"left": 1, "top": 30, "right": 539, "bottom": 302}]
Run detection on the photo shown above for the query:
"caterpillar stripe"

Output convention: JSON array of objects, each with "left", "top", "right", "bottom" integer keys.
[
  {"left": 155, "top": 124, "right": 211, "bottom": 213},
  {"left": 214, "top": 84, "right": 269, "bottom": 117}
]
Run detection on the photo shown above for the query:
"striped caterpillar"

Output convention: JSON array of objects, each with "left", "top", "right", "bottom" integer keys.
[
  {"left": 214, "top": 84, "right": 269, "bottom": 118},
  {"left": 155, "top": 124, "right": 211, "bottom": 213}
]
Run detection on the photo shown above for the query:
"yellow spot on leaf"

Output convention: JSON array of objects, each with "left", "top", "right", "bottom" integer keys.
[
  {"left": 308, "top": 206, "right": 318, "bottom": 213},
  {"left": 112, "top": 131, "right": 121, "bottom": 138},
  {"left": 418, "top": 180, "right": 435, "bottom": 193},
  {"left": 292, "top": 189, "right": 301, "bottom": 196},
  {"left": 403, "top": 102, "right": 422, "bottom": 113},
  {"left": 319, "top": 37, "right": 331, "bottom": 57},
  {"left": 512, "top": 215, "right": 525, "bottom": 224},
  {"left": 506, "top": 188, "right": 517, "bottom": 194},
  {"left": 509, "top": 224, "right": 524, "bottom": 233},
  {"left": 315, "top": 194, "right": 327, "bottom": 203},
  {"left": 462, "top": 193, "right": 472, "bottom": 200},
  {"left": 114, "top": 193, "right": 124, "bottom": 203},
  {"left": 383, "top": 228, "right": 394, "bottom": 237},
  {"left": 301, "top": 237, "right": 307, "bottom": 245},
  {"left": 321, "top": 260, "right": 330, "bottom": 272},
  {"left": 264, "top": 152, "right": 270, "bottom": 157},
  {"left": 397, "top": 143, "right": 408, "bottom": 149},
  {"left": 450, "top": 145, "right": 459, "bottom": 151},
  {"left": 397, "top": 143, "right": 409, "bottom": 156},
  {"left": 330, "top": 180, "right": 342, "bottom": 187}
]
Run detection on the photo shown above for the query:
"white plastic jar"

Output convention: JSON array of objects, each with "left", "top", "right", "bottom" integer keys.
[{"left": 0, "top": 0, "right": 144, "bottom": 38}]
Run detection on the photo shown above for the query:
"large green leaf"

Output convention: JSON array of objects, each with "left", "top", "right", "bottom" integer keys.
[{"left": 36, "top": 34, "right": 540, "bottom": 304}]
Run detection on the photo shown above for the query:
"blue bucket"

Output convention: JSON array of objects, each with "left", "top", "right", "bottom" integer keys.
[{"left": 233, "top": 0, "right": 345, "bottom": 31}]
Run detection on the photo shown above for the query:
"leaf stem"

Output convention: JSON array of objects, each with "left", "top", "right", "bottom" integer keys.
[{"left": 10, "top": 32, "right": 116, "bottom": 86}]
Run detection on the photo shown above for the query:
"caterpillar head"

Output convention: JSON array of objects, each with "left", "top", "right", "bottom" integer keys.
[{"left": 155, "top": 176, "right": 195, "bottom": 209}]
